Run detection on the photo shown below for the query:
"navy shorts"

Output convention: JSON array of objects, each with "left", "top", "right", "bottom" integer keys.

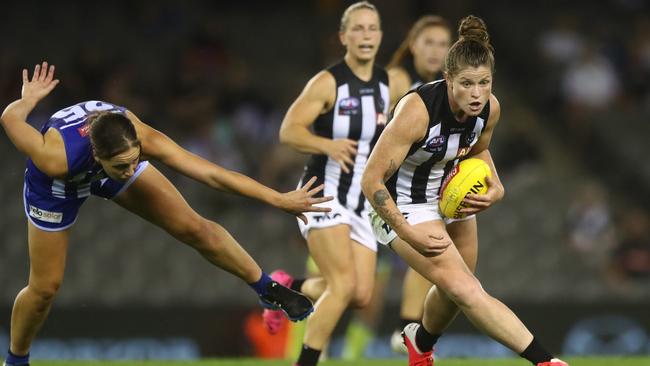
[{"left": 23, "top": 161, "right": 149, "bottom": 231}]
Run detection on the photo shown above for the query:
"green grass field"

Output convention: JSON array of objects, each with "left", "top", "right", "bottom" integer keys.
[{"left": 33, "top": 358, "right": 650, "bottom": 366}]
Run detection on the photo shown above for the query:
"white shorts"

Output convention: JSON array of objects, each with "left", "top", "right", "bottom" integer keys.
[
  {"left": 369, "top": 202, "right": 475, "bottom": 246},
  {"left": 298, "top": 199, "right": 377, "bottom": 252}
]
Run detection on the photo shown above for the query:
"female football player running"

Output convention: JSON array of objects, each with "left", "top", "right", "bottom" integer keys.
[{"left": 362, "top": 16, "right": 568, "bottom": 366}]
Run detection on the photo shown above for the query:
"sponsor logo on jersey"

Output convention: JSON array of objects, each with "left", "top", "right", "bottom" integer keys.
[
  {"left": 338, "top": 97, "right": 361, "bottom": 116},
  {"left": 28, "top": 205, "right": 63, "bottom": 224},
  {"left": 458, "top": 146, "right": 472, "bottom": 158},
  {"left": 359, "top": 87, "right": 375, "bottom": 95},
  {"left": 423, "top": 135, "right": 446, "bottom": 153},
  {"left": 77, "top": 125, "right": 90, "bottom": 137}
]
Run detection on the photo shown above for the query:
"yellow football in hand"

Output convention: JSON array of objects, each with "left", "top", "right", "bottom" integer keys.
[{"left": 439, "top": 158, "right": 491, "bottom": 219}]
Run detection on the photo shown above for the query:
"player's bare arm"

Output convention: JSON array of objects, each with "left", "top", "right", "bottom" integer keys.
[
  {"left": 387, "top": 66, "right": 411, "bottom": 110},
  {"left": 0, "top": 62, "right": 67, "bottom": 177},
  {"left": 279, "top": 71, "right": 358, "bottom": 174},
  {"left": 461, "top": 94, "right": 504, "bottom": 214},
  {"left": 128, "top": 111, "right": 332, "bottom": 223},
  {"left": 361, "top": 93, "right": 450, "bottom": 257}
]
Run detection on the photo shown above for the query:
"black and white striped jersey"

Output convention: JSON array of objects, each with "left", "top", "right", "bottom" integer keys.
[
  {"left": 301, "top": 61, "right": 390, "bottom": 216},
  {"left": 386, "top": 80, "right": 490, "bottom": 205}
]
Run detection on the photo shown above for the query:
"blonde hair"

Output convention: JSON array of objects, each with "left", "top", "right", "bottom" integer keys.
[
  {"left": 339, "top": 1, "right": 381, "bottom": 32},
  {"left": 388, "top": 15, "right": 450, "bottom": 69},
  {"left": 444, "top": 15, "right": 495, "bottom": 78}
]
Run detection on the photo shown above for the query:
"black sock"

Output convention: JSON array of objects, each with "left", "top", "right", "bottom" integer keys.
[
  {"left": 296, "top": 345, "right": 321, "bottom": 366},
  {"left": 400, "top": 317, "right": 419, "bottom": 330},
  {"left": 520, "top": 337, "right": 554, "bottom": 365},
  {"left": 291, "top": 278, "right": 306, "bottom": 293},
  {"left": 415, "top": 324, "right": 441, "bottom": 352}
]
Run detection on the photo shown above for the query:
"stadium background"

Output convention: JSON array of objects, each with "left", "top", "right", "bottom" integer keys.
[{"left": 1, "top": 0, "right": 649, "bottom": 361}]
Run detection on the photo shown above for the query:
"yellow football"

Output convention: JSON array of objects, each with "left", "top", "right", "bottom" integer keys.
[{"left": 439, "top": 158, "right": 491, "bottom": 219}]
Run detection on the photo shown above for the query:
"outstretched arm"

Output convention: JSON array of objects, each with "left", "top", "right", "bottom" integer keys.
[
  {"left": 0, "top": 62, "right": 66, "bottom": 176},
  {"left": 129, "top": 111, "right": 332, "bottom": 223}
]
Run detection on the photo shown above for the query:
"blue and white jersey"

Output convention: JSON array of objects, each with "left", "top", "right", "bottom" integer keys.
[
  {"left": 25, "top": 100, "right": 127, "bottom": 199},
  {"left": 22, "top": 100, "right": 148, "bottom": 232}
]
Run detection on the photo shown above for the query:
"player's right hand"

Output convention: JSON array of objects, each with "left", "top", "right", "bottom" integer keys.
[
  {"left": 278, "top": 176, "right": 334, "bottom": 224},
  {"left": 402, "top": 226, "right": 451, "bottom": 257},
  {"left": 326, "top": 138, "right": 358, "bottom": 174},
  {"left": 21, "top": 61, "right": 59, "bottom": 104}
]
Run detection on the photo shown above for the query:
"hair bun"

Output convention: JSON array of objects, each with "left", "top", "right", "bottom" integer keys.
[{"left": 458, "top": 15, "right": 489, "bottom": 44}]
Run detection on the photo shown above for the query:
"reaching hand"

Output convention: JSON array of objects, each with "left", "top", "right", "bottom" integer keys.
[
  {"left": 459, "top": 175, "right": 504, "bottom": 215},
  {"left": 326, "top": 138, "right": 358, "bottom": 174},
  {"left": 278, "top": 176, "right": 334, "bottom": 224},
  {"left": 21, "top": 61, "right": 59, "bottom": 104}
]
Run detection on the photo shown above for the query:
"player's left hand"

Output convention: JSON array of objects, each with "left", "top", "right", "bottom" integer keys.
[
  {"left": 279, "top": 176, "right": 334, "bottom": 224},
  {"left": 458, "top": 175, "right": 504, "bottom": 215}
]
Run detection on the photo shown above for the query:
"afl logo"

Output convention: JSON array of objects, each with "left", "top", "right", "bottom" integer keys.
[
  {"left": 424, "top": 135, "right": 446, "bottom": 152},
  {"left": 338, "top": 97, "right": 361, "bottom": 116}
]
